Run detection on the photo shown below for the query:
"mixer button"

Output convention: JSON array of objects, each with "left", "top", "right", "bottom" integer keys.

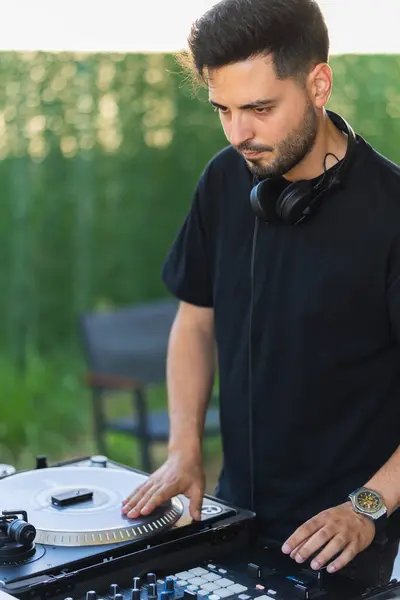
[
  {"left": 226, "top": 585, "right": 248, "bottom": 594},
  {"left": 189, "top": 577, "right": 207, "bottom": 586},
  {"left": 187, "top": 585, "right": 199, "bottom": 592},
  {"left": 197, "top": 591, "right": 209, "bottom": 597},
  {"left": 188, "top": 568, "right": 209, "bottom": 576},
  {"left": 238, "top": 595, "right": 251, "bottom": 600},
  {"left": 176, "top": 571, "right": 192, "bottom": 580},
  {"left": 213, "top": 589, "right": 233, "bottom": 598},
  {"left": 203, "top": 574, "right": 221, "bottom": 582},
  {"left": 177, "top": 580, "right": 188, "bottom": 587},
  {"left": 209, "top": 595, "right": 221, "bottom": 600},
  {"left": 214, "top": 579, "right": 234, "bottom": 588},
  {"left": 217, "top": 570, "right": 227, "bottom": 575},
  {"left": 201, "top": 583, "right": 220, "bottom": 592}
]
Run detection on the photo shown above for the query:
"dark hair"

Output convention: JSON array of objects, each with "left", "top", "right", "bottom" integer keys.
[{"left": 178, "top": 0, "right": 329, "bottom": 86}]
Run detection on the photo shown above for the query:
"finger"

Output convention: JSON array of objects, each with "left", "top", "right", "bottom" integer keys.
[
  {"left": 125, "top": 483, "right": 163, "bottom": 518},
  {"left": 289, "top": 535, "right": 314, "bottom": 560},
  {"left": 326, "top": 543, "right": 358, "bottom": 574},
  {"left": 282, "top": 516, "right": 323, "bottom": 555},
  {"left": 293, "top": 527, "right": 333, "bottom": 564},
  {"left": 122, "top": 480, "right": 153, "bottom": 508},
  {"left": 308, "top": 534, "right": 348, "bottom": 570},
  {"left": 140, "top": 483, "right": 177, "bottom": 516},
  {"left": 188, "top": 485, "right": 204, "bottom": 521}
]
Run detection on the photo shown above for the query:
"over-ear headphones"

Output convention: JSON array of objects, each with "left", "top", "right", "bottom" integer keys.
[{"left": 249, "top": 110, "right": 356, "bottom": 225}]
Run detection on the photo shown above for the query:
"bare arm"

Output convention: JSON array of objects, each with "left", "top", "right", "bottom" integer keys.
[
  {"left": 167, "top": 301, "right": 216, "bottom": 457},
  {"left": 122, "top": 301, "right": 216, "bottom": 520}
]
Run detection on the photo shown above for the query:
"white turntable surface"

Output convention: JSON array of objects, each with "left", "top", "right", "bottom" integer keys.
[{"left": 0, "top": 467, "right": 183, "bottom": 547}]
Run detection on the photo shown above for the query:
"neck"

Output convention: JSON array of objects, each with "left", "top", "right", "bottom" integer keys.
[{"left": 283, "top": 110, "right": 348, "bottom": 183}]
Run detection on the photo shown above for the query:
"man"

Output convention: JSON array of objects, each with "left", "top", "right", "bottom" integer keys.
[{"left": 123, "top": 0, "right": 400, "bottom": 588}]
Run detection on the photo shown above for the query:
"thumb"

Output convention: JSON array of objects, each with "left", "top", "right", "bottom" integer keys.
[{"left": 189, "top": 484, "right": 204, "bottom": 521}]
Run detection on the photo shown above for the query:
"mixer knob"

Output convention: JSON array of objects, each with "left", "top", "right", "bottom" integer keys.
[
  {"left": 164, "top": 578, "right": 175, "bottom": 594},
  {"left": 132, "top": 577, "right": 141, "bottom": 589},
  {"left": 110, "top": 584, "right": 119, "bottom": 597},
  {"left": 86, "top": 592, "right": 97, "bottom": 600},
  {"left": 148, "top": 583, "right": 157, "bottom": 598},
  {"left": 90, "top": 455, "right": 108, "bottom": 467},
  {"left": 115, "top": 594, "right": 124, "bottom": 600},
  {"left": 131, "top": 589, "right": 141, "bottom": 600},
  {"left": 147, "top": 573, "right": 157, "bottom": 585}
]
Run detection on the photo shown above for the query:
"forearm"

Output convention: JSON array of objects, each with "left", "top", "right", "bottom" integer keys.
[
  {"left": 167, "top": 305, "right": 216, "bottom": 457},
  {"left": 364, "top": 444, "right": 400, "bottom": 515}
]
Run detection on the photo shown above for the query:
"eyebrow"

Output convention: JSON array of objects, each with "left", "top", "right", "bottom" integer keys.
[{"left": 209, "top": 98, "right": 277, "bottom": 110}]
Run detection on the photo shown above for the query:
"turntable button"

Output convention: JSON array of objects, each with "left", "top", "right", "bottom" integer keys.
[
  {"left": 90, "top": 455, "right": 108, "bottom": 467},
  {"left": 110, "top": 584, "right": 119, "bottom": 597}
]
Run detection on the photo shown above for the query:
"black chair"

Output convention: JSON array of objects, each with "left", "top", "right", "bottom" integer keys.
[{"left": 79, "top": 298, "right": 220, "bottom": 473}]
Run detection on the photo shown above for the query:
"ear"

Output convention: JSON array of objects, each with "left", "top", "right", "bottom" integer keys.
[{"left": 308, "top": 63, "right": 332, "bottom": 109}]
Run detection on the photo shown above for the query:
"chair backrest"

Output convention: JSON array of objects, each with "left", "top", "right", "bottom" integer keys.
[{"left": 80, "top": 298, "right": 178, "bottom": 386}]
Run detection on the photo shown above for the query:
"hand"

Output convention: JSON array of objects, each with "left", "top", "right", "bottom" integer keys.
[
  {"left": 122, "top": 452, "right": 205, "bottom": 521},
  {"left": 281, "top": 502, "right": 376, "bottom": 573}
]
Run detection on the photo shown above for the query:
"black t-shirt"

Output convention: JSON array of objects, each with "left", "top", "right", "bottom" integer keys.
[{"left": 162, "top": 135, "right": 400, "bottom": 542}]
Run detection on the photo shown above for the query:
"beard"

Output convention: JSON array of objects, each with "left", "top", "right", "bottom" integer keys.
[{"left": 237, "top": 102, "right": 318, "bottom": 179}]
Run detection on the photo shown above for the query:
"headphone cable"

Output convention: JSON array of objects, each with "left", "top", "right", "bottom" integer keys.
[{"left": 248, "top": 216, "right": 259, "bottom": 513}]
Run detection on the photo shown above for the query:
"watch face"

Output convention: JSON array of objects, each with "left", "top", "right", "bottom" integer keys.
[{"left": 355, "top": 489, "right": 383, "bottom": 513}]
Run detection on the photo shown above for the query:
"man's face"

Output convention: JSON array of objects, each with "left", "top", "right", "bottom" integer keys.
[{"left": 208, "top": 55, "right": 318, "bottom": 179}]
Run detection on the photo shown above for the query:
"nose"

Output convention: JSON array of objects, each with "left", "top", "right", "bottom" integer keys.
[{"left": 226, "top": 113, "right": 254, "bottom": 149}]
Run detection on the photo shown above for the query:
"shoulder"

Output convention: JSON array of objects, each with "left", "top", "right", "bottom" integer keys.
[{"left": 358, "top": 139, "right": 400, "bottom": 195}]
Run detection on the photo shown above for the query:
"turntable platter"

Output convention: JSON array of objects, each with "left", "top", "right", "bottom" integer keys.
[{"left": 0, "top": 467, "right": 183, "bottom": 547}]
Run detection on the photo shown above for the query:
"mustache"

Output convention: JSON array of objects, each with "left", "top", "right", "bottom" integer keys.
[{"left": 236, "top": 143, "right": 274, "bottom": 153}]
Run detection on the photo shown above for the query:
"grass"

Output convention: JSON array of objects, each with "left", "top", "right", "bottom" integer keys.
[{"left": 0, "top": 351, "right": 222, "bottom": 492}]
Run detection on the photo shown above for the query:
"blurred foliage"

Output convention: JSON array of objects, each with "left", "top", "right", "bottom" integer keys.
[
  {"left": 0, "top": 52, "right": 399, "bottom": 469},
  {"left": 0, "top": 52, "right": 398, "bottom": 366}
]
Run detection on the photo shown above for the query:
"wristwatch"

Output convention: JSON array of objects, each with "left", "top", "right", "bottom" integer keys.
[{"left": 348, "top": 487, "right": 387, "bottom": 534}]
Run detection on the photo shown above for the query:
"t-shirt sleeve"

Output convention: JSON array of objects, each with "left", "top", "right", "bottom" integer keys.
[
  {"left": 387, "top": 234, "right": 400, "bottom": 342},
  {"left": 161, "top": 169, "right": 214, "bottom": 307}
]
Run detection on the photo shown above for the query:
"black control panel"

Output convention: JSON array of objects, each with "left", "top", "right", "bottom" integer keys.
[{"left": 58, "top": 546, "right": 400, "bottom": 600}]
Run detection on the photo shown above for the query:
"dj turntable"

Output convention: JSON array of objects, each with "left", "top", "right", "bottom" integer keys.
[{"left": 1, "top": 456, "right": 400, "bottom": 600}]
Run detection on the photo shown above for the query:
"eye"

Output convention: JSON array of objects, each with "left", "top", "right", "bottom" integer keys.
[
  {"left": 254, "top": 106, "right": 273, "bottom": 115},
  {"left": 214, "top": 106, "right": 229, "bottom": 114}
]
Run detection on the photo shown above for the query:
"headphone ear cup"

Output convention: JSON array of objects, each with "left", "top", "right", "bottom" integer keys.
[
  {"left": 276, "top": 180, "right": 314, "bottom": 224},
  {"left": 250, "top": 179, "right": 285, "bottom": 222}
]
